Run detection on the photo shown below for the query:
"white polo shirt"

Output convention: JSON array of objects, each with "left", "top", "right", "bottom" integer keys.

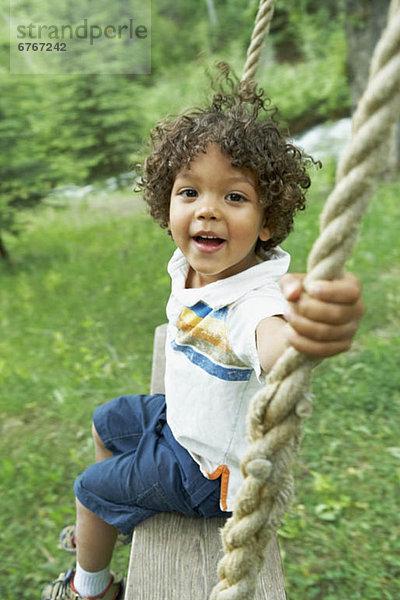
[{"left": 165, "top": 247, "right": 290, "bottom": 511}]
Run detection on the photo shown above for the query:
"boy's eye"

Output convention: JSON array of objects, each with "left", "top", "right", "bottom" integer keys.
[
  {"left": 226, "top": 193, "right": 246, "bottom": 203},
  {"left": 180, "top": 188, "right": 197, "bottom": 198}
]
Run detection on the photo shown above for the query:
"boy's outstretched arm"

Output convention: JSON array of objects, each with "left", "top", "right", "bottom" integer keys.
[{"left": 256, "top": 272, "right": 365, "bottom": 373}]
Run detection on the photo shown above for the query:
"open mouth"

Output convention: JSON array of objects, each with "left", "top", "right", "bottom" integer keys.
[{"left": 193, "top": 235, "right": 225, "bottom": 248}]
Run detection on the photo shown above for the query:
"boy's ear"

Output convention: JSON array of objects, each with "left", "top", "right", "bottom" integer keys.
[{"left": 259, "top": 221, "right": 271, "bottom": 242}]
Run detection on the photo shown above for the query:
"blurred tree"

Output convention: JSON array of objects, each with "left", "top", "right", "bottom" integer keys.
[
  {"left": 209, "top": 0, "right": 256, "bottom": 55},
  {"left": 0, "top": 77, "right": 53, "bottom": 262},
  {"left": 205, "top": 0, "right": 218, "bottom": 27},
  {"left": 270, "top": 0, "right": 344, "bottom": 63},
  {"left": 0, "top": 73, "right": 145, "bottom": 261},
  {"left": 151, "top": 0, "right": 256, "bottom": 71},
  {"left": 345, "top": 0, "right": 390, "bottom": 109},
  {"left": 255, "top": 0, "right": 350, "bottom": 133},
  {"left": 40, "top": 75, "right": 144, "bottom": 182},
  {"left": 345, "top": 0, "right": 399, "bottom": 168},
  {"left": 151, "top": 0, "right": 212, "bottom": 70}
]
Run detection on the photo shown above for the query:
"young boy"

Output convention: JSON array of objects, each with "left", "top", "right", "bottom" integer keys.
[{"left": 42, "top": 74, "right": 364, "bottom": 600}]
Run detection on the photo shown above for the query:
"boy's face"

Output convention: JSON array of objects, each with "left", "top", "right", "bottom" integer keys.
[{"left": 168, "top": 143, "right": 271, "bottom": 288}]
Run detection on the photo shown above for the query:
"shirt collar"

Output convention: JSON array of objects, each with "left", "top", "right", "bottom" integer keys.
[{"left": 167, "top": 246, "right": 290, "bottom": 309}]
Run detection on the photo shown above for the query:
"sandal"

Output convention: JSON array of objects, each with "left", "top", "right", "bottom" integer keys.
[
  {"left": 59, "top": 524, "right": 132, "bottom": 554},
  {"left": 41, "top": 569, "right": 124, "bottom": 600}
]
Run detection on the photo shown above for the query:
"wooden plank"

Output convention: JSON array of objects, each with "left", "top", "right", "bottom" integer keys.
[
  {"left": 126, "top": 513, "right": 286, "bottom": 599},
  {"left": 150, "top": 323, "right": 168, "bottom": 394},
  {"left": 125, "top": 324, "right": 286, "bottom": 599}
]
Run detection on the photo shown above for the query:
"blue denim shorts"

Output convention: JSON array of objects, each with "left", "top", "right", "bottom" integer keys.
[{"left": 74, "top": 394, "right": 230, "bottom": 534}]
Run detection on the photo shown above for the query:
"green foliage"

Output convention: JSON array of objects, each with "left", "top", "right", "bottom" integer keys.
[
  {"left": 261, "top": 1, "right": 351, "bottom": 131},
  {"left": 0, "top": 76, "right": 53, "bottom": 238},
  {"left": 1, "top": 174, "right": 399, "bottom": 599},
  {"left": 39, "top": 75, "right": 144, "bottom": 181},
  {"left": 151, "top": 0, "right": 255, "bottom": 72}
]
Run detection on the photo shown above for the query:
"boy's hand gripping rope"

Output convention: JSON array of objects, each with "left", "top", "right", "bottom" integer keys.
[{"left": 210, "top": 1, "right": 400, "bottom": 598}]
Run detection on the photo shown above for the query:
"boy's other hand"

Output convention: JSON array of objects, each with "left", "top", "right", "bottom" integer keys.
[{"left": 280, "top": 272, "right": 365, "bottom": 358}]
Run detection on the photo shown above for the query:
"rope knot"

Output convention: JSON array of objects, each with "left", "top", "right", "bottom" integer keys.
[
  {"left": 295, "top": 393, "right": 313, "bottom": 419},
  {"left": 245, "top": 458, "right": 272, "bottom": 482}
]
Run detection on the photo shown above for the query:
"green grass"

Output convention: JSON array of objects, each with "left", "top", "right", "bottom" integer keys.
[{"left": 1, "top": 176, "right": 399, "bottom": 599}]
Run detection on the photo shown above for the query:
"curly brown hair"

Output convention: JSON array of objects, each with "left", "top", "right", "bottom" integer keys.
[{"left": 139, "top": 63, "right": 318, "bottom": 253}]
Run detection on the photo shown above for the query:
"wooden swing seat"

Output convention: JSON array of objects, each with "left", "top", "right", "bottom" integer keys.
[{"left": 125, "top": 324, "right": 286, "bottom": 599}]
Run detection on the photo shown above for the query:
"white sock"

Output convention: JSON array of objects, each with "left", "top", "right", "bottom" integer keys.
[{"left": 73, "top": 562, "right": 112, "bottom": 598}]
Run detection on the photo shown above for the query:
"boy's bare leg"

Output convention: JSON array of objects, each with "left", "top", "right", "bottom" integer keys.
[
  {"left": 92, "top": 423, "right": 113, "bottom": 462},
  {"left": 75, "top": 498, "right": 118, "bottom": 572},
  {"left": 73, "top": 424, "right": 118, "bottom": 572}
]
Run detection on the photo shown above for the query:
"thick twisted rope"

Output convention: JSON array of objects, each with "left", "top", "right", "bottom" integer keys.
[
  {"left": 242, "top": 0, "right": 275, "bottom": 83},
  {"left": 210, "top": 2, "right": 400, "bottom": 599}
]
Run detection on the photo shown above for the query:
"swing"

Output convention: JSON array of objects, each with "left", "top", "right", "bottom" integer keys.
[
  {"left": 126, "top": 324, "right": 286, "bottom": 599},
  {"left": 126, "top": 1, "right": 400, "bottom": 598}
]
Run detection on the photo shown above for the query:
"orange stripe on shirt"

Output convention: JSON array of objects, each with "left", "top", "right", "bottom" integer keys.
[
  {"left": 177, "top": 309, "right": 232, "bottom": 352},
  {"left": 206, "top": 464, "right": 230, "bottom": 511}
]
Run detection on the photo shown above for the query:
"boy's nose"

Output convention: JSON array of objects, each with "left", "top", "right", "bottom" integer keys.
[{"left": 195, "top": 197, "right": 221, "bottom": 220}]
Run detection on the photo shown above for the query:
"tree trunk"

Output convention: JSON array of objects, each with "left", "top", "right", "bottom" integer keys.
[
  {"left": 0, "top": 234, "right": 11, "bottom": 263},
  {"left": 345, "top": 0, "right": 399, "bottom": 170},
  {"left": 345, "top": 0, "right": 389, "bottom": 110},
  {"left": 205, "top": 0, "right": 218, "bottom": 27}
]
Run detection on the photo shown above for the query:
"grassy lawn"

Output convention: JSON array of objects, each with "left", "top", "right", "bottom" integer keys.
[{"left": 0, "top": 175, "right": 399, "bottom": 599}]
